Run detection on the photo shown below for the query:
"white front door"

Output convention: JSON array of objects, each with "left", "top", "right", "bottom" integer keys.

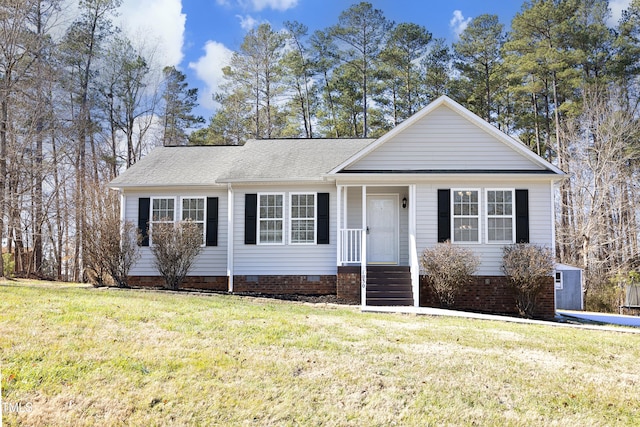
[{"left": 367, "top": 194, "right": 399, "bottom": 264}]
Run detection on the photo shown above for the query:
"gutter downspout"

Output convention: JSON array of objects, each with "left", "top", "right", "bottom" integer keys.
[{"left": 227, "top": 183, "right": 234, "bottom": 292}]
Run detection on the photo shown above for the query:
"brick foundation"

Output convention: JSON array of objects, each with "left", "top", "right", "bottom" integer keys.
[
  {"left": 233, "top": 275, "right": 336, "bottom": 295},
  {"left": 337, "top": 266, "right": 361, "bottom": 304},
  {"left": 128, "top": 276, "right": 228, "bottom": 291},
  {"left": 420, "top": 275, "right": 555, "bottom": 319},
  {"left": 128, "top": 272, "right": 556, "bottom": 318}
]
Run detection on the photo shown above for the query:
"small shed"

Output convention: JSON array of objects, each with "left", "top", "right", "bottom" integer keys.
[{"left": 554, "top": 263, "right": 584, "bottom": 311}]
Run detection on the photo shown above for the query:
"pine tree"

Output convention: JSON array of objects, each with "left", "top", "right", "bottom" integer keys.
[
  {"left": 453, "top": 14, "right": 505, "bottom": 124},
  {"left": 330, "top": 2, "right": 392, "bottom": 137},
  {"left": 161, "top": 66, "right": 203, "bottom": 146}
]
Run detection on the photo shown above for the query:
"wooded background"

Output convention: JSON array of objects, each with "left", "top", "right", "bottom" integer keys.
[{"left": 2, "top": 0, "right": 639, "bottom": 311}]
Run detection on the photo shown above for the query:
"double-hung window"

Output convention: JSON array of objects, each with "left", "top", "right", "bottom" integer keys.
[
  {"left": 258, "top": 193, "right": 284, "bottom": 244},
  {"left": 181, "top": 197, "right": 206, "bottom": 245},
  {"left": 151, "top": 197, "right": 175, "bottom": 225},
  {"left": 452, "top": 189, "right": 479, "bottom": 243},
  {"left": 290, "top": 193, "right": 316, "bottom": 244},
  {"left": 151, "top": 197, "right": 176, "bottom": 244},
  {"left": 486, "top": 189, "right": 514, "bottom": 243}
]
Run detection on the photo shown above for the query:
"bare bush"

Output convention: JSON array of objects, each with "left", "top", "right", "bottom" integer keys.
[
  {"left": 150, "top": 220, "right": 203, "bottom": 290},
  {"left": 420, "top": 241, "right": 479, "bottom": 308},
  {"left": 502, "top": 244, "right": 554, "bottom": 318},
  {"left": 84, "top": 209, "right": 141, "bottom": 287}
]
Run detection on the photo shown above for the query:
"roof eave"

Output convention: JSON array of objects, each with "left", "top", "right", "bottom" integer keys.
[
  {"left": 109, "top": 183, "right": 225, "bottom": 191},
  {"left": 328, "top": 171, "right": 565, "bottom": 183},
  {"left": 216, "top": 177, "right": 330, "bottom": 184}
]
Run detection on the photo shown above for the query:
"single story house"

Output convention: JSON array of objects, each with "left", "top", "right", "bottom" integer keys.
[{"left": 110, "top": 96, "right": 564, "bottom": 318}]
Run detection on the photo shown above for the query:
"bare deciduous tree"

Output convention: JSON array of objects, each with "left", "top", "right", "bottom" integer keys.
[{"left": 560, "top": 87, "right": 640, "bottom": 311}]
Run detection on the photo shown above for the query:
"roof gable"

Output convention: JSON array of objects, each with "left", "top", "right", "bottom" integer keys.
[{"left": 331, "top": 96, "right": 563, "bottom": 175}]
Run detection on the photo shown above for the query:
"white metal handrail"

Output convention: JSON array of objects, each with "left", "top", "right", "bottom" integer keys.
[{"left": 340, "top": 229, "right": 362, "bottom": 264}]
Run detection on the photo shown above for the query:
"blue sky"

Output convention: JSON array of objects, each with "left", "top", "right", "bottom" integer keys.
[
  {"left": 183, "top": 0, "right": 525, "bottom": 117},
  {"left": 110, "top": 0, "right": 631, "bottom": 119}
]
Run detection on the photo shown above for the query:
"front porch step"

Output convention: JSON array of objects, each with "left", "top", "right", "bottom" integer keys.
[{"left": 366, "top": 266, "right": 413, "bottom": 306}]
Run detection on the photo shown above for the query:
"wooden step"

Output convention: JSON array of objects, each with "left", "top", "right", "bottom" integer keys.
[{"left": 366, "top": 266, "right": 413, "bottom": 306}]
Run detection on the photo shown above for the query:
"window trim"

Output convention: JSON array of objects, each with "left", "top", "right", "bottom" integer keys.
[
  {"left": 180, "top": 196, "right": 207, "bottom": 247},
  {"left": 150, "top": 196, "right": 177, "bottom": 246},
  {"left": 485, "top": 188, "right": 516, "bottom": 245},
  {"left": 451, "top": 188, "right": 481, "bottom": 244},
  {"left": 257, "top": 192, "right": 285, "bottom": 245},
  {"left": 289, "top": 192, "right": 317, "bottom": 245}
]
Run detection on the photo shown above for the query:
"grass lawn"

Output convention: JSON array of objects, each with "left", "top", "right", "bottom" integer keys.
[{"left": 1, "top": 280, "right": 639, "bottom": 426}]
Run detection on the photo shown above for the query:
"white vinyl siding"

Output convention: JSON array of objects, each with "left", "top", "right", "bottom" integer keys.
[
  {"left": 290, "top": 193, "right": 316, "bottom": 244},
  {"left": 414, "top": 181, "right": 554, "bottom": 276},
  {"left": 234, "top": 185, "right": 337, "bottom": 275},
  {"left": 346, "top": 105, "right": 545, "bottom": 171},
  {"left": 125, "top": 189, "right": 228, "bottom": 276}
]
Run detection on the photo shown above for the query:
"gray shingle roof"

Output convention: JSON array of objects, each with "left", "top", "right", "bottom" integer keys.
[
  {"left": 222, "top": 138, "right": 374, "bottom": 182},
  {"left": 109, "top": 138, "right": 374, "bottom": 188}
]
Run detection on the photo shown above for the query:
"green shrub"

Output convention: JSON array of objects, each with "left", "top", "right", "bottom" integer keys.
[
  {"left": 502, "top": 244, "right": 554, "bottom": 318},
  {"left": 420, "top": 241, "right": 479, "bottom": 308}
]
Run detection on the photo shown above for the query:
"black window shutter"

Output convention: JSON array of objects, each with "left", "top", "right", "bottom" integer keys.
[
  {"left": 515, "top": 189, "right": 529, "bottom": 243},
  {"left": 317, "top": 193, "right": 330, "bottom": 244},
  {"left": 138, "top": 197, "right": 150, "bottom": 246},
  {"left": 245, "top": 194, "right": 257, "bottom": 245},
  {"left": 437, "top": 189, "right": 451, "bottom": 242},
  {"left": 206, "top": 197, "right": 218, "bottom": 246}
]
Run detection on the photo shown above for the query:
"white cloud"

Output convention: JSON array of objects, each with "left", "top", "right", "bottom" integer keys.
[
  {"left": 218, "top": 0, "right": 297, "bottom": 12},
  {"left": 188, "top": 41, "right": 234, "bottom": 110},
  {"left": 237, "top": 14, "right": 259, "bottom": 31},
  {"left": 249, "top": 0, "right": 298, "bottom": 12},
  {"left": 608, "top": 0, "right": 632, "bottom": 27},
  {"left": 118, "top": 0, "right": 185, "bottom": 67},
  {"left": 450, "top": 10, "right": 471, "bottom": 38}
]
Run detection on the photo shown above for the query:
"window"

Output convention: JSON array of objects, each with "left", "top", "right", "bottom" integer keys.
[
  {"left": 151, "top": 197, "right": 175, "bottom": 225},
  {"left": 486, "top": 189, "right": 514, "bottom": 243},
  {"left": 150, "top": 197, "right": 176, "bottom": 245},
  {"left": 258, "top": 193, "right": 284, "bottom": 244},
  {"left": 290, "top": 193, "right": 316, "bottom": 244},
  {"left": 555, "top": 271, "right": 563, "bottom": 290},
  {"left": 182, "top": 197, "right": 205, "bottom": 244},
  {"left": 452, "top": 190, "right": 479, "bottom": 242}
]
